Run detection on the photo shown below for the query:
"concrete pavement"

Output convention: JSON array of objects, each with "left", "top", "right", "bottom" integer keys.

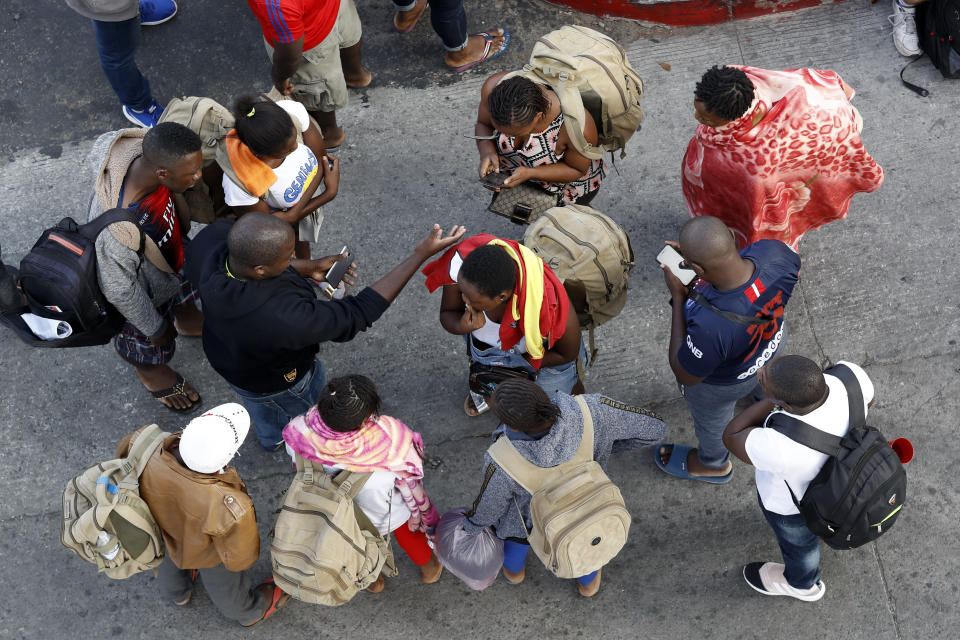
[{"left": 0, "top": 1, "right": 957, "bottom": 638}]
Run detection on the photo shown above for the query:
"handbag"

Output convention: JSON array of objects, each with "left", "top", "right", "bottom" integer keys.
[
  {"left": 487, "top": 181, "right": 562, "bottom": 225},
  {"left": 468, "top": 361, "right": 536, "bottom": 398},
  {"left": 298, "top": 207, "right": 325, "bottom": 243}
]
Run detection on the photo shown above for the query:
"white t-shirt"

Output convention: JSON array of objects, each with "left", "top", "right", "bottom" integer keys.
[
  {"left": 222, "top": 100, "right": 319, "bottom": 211},
  {"left": 449, "top": 255, "right": 527, "bottom": 353},
  {"left": 285, "top": 446, "right": 410, "bottom": 536},
  {"left": 745, "top": 361, "right": 874, "bottom": 515}
]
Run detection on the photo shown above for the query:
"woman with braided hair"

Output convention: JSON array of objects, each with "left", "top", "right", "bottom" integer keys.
[
  {"left": 475, "top": 74, "right": 606, "bottom": 205},
  {"left": 458, "top": 379, "right": 666, "bottom": 597},
  {"left": 282, "top": 375, "right": 443, "bottom": 593},
  {"left": 683, "top": 65, "right": 883, "bottom": 250}
]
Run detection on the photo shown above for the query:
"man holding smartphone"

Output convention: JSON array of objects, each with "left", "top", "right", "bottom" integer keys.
[
  {"left": 185, "top": 212, "right": 465, "bottom": 450},
  {"left": 656, "top": 216, "right": 800, "bottom": 483}
]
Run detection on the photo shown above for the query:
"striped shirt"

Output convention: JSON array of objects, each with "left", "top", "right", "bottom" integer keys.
[{"left": 246, "top": 0, "right": 340, "bottom": 50}]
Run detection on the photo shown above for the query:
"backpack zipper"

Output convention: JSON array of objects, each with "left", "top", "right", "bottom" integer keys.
[
  {"left": 280, "top": 505, "right": 367, "bottom": 556},
  {"left": 826, "top": 440, "right": 885, "bottom": 522}
]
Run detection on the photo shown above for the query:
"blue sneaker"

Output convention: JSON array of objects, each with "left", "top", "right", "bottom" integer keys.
[
  {"left": 139, "top": 0, "right": 177, "bottom": 26},
  {"left": 122, "top": 100, "right": 165, "bottom": 128}
]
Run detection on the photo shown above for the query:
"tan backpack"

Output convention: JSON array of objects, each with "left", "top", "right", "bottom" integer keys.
[
  {"left": 61, "top": 425, "right": 169, "bottom": 579},
  {"left": 270, "top": 455, "right": 397, "bottom": 606},
  {"left": 523, "top": 204, "right": 635, "bottom": 360},
  {"left": 157, "top": 96, "right": 235, "bottom": 165},
  {"left": 487, "top": 396, "right": 631, "bottom": 579},
  {"left": 505, "top": 25, "right": 644, "bottom": 160}
]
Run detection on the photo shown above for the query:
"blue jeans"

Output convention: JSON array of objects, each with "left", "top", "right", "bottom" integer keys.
[
  {"left": 392, "top": 0, "right": 468, "bottom": 50},
  {"left": 92, "top": 16, "right": 152, "bottom": 110},
  {"left": 467, "top": 335, "right": 585, "bottom": 398},
  {"left": 680, "top": 323, "right": 788, "bottom": 468},
  {"left": 759, "top": 495, "right": 822, "bottom": 589},
  {"left": 229, "top": 358, "right": 327, "bottom": 450},
  {"left": 503, "top": 539, "right": 598, "bottom": 586}
]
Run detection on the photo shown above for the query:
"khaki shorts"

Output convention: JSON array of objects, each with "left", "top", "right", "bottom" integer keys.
[{"left": 264, "top": 0, "right": 362, "bottom": 113}]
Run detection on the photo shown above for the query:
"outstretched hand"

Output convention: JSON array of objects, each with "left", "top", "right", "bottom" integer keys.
[{"left": 415, "top": 224, "right": 467, "bottom": 260}]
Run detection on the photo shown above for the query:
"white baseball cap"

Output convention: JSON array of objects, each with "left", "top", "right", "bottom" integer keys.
[{"left": 179, "top": 403, "right": 251, "bottom": 473}]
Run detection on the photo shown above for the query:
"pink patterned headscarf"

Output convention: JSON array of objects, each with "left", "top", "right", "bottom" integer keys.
[{"left": 283, "top": 408, "right": 439, "bottom": 532}]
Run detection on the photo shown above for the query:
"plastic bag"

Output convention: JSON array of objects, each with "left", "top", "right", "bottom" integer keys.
[{"left": 434, "top": 508, "right": 504, "bottom": 591}]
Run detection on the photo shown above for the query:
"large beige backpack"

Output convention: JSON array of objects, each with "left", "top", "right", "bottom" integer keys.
[
  {"left": 523, "top": 204, "right": 635, "bottom": 359},
  {"left": 487, "top": 396, "right": 631, "bottom": 579},
  {"left": 506, "top": 26, "right": 644, "bottom": 160},
  {"left": 157, "top": 96, "right": 235, "bottom": 165},
  {"left": 61, "top": 425, "right": 169, "bottom": 579},
  {"left": 271, "top": 455, "right": 397, "bottom": 606}
]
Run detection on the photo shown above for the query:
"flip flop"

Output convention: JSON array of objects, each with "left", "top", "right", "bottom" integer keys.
[
  {"left": 150, "top": 373, "right": 201, "bottom": 413},
  {"left": 653, "top": 443, "right": 733, "bottom": 484},
  {"left": 452, "top": 30, "right": 511, "bottom": 74},
  {"left": 394, "top": 0, "right": 428, "bottom": 33}
]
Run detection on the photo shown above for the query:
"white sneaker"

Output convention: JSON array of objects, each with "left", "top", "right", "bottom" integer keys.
[
  {"left": 743, "top": 562, "right": 826, "bottom": 602},
  {"left": 888, "top": 0, "right": 922, "bottom": 57}
]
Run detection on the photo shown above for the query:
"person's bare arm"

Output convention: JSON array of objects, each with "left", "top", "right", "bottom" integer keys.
[
  {"left": 271, "top": 37, "right": 304, "bottom": 95},
  {"left": 369, "top": 225, "right": 466, "bottom": 303},
  {"left": 722, "top": 400, "right": 776, "bottom": 464},
  {"left": 476, "top": 73, "right": 508, "bottom": 177},
  {"left": 272, "top": 157, "right": 339, "bottom": 224},
  {"left": 231, "top": 201, "right": 271, "bottom": 217},
  {"left": 502, "top": 110, "right": 597, "bottom": 187},
  {"left": 439, "top": 283, "right": 486, "bottom": 335},
  {"left": 663, "top": 264, "right": 705, "bottom": 387}
]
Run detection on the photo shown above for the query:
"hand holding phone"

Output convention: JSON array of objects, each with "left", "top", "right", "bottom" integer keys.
[
  {"left": 322, "top": 246, "right": 351, "bottom": 299},
  {"left": 656, "top": 245, "right": 696, "bottom": 286},
  {"left": 480, "top": 171, "right": 508, "bottom": 192}
]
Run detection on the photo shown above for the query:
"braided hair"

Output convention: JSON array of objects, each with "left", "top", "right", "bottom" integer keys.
[
  {"left": 232, "top": 93, "right": 295, "bottom": 158},
  {"left": 316, "top": 375, "right": 382, "bottom": 432},
  {"left": 694, "top": 66, "right": 755, "bottom": 122},
  {"left": 491, "top": 379, "right": 562, "bottom": 434},
  {"left": 487, "top": 76, "right": 550, "bottom": 129},
  {"left": 460, "top": 245, "right": 517, "bottom": 299}
]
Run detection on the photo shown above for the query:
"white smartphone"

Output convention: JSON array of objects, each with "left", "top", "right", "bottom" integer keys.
[{"left": 656, "top": 245, "right": 697, "bottom": 285}]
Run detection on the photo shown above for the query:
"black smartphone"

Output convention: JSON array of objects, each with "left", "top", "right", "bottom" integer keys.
[
  {"left": 322, "top": 247, "right": 351, "bottom": 299},
  {"left": 480, "top": 172, "right": 508, "bottom": 191}
]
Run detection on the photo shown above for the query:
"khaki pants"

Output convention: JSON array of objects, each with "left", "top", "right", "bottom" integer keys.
[{"left": 264, "top": 0, "right": 362, "bottom": 113}]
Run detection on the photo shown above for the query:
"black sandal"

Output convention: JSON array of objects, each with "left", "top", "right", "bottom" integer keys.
[{"left": 150, "top": 373, "right": 201, "bottom": 413}]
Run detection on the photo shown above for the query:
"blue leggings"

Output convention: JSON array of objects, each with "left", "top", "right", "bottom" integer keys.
[{"left": 502, "top": 540, "right": 598, "bottom": 586}]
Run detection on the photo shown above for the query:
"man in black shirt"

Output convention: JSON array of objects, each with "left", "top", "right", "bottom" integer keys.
[{"left": 185, "top": 212, "right": 464, "bottom": 449}]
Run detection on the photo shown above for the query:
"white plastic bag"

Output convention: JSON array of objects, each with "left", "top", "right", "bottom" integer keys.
[{"left": 434, "top": 508, "right": 504, "bottom": 591}]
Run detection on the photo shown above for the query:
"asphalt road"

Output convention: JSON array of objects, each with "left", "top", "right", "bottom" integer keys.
[{"left": 0, "top": 1, "right": 957, "bottom": 639}]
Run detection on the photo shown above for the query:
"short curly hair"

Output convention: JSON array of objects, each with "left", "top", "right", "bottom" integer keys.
[{"left": 694, "top": 66, "right": 755, "bottom": 122}]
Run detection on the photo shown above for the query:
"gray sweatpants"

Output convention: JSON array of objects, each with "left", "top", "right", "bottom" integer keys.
[{"left": 157, "top": 555, "right": 266, "bottom": 625}]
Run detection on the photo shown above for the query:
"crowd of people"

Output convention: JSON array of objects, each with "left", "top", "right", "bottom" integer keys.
[{"left": 26, "top": 0, "right": 904, "bottom": 628}]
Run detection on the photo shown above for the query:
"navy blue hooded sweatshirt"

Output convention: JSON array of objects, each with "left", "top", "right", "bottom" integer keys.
[{"left": 185, "top": 221, "right": 390, "bottom": 393}]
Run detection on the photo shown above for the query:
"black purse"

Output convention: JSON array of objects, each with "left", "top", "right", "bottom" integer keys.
[
  {"left": 468, "top": 361, "right": 537, "bottom": 398},
  {"left": 487, "top": 181, "right": 562, "bottom": 225}
]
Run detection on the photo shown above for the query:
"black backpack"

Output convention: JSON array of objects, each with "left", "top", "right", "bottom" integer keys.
[
  {"left": 901, "top": 0, "right": 960, "bottom": 95},
  {"left": 0, "top": 209, "right": 148, "bottom": 348},
  {"left": 768, "top": 364, "right": 906, "bottom": 550}
]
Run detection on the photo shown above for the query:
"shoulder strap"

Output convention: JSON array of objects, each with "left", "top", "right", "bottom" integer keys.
[
  {"left": 571, "top": 395, "right": 595, "bottom": 464},
  {"left": 824, "top": 363, "right": 866, "bottom": 430},
  {"left": 688, "top": 290, "right": 772, "bottom": 326},
  {"left": 487, "top": 437, "right": 544, "bottom": 494},
  {"left": 767, "top": 413, "right": 844, "bottom": 457},
  {"left": 332, "top": 469, "right": 373, "bottom": 501},
  {"left": 91, "top": 207, "right": 174, "bottom": 274},
  {"left": 118, "top": 424, "right": 169, "bottom": 487}
]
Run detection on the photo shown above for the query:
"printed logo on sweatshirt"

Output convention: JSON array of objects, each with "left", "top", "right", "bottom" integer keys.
[
  {"left": 283, "top": 368, "right": 297, "bottom": 383},
  {"left": 283, "top": 152, "right": 319, "bottom": 204}
]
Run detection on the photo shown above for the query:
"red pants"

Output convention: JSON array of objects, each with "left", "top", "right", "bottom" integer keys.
[{"left": 392, "top": 524, "right": 432, "bottom": 566}]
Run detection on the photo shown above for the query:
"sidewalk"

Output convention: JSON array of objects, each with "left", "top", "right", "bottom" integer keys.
[{"left": 0, "top": 1, "right": 957, "bottom": 638}]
